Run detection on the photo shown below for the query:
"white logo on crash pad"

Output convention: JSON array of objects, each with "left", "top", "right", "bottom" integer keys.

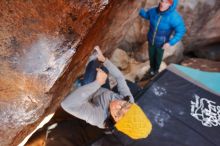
[{"left": 190, "top": 94, "right": 220, "bottom": 127}]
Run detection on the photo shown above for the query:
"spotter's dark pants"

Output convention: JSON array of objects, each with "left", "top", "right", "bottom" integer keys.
[{"left": 148, "top": 45, "right": 164, "bottom": 72}]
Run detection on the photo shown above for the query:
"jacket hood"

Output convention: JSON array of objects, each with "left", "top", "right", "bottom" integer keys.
[{"left": 159, "top": 0, "right": 178, "bottom": 15}]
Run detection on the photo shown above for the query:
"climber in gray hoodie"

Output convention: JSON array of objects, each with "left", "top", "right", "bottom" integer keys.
[{"left": 61, "top": 46, "right": 152, "bottom": 139}]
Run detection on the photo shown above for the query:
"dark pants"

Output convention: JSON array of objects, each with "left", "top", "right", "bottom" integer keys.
[
  {"left": 82, "top": 59, "right": 110, "bottom": 89},
  {"left": 148, "top": 45, "right": 164, "bottom": 72},
  {"left": 46, "top": 118, "right": 105, "bottom": 146},
  {"left": 83, "top": 59, "right": 142, "bottom": 98}
]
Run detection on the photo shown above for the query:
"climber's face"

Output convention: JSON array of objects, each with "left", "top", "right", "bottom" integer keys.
[
  {"left": 110, "top": 100, "right": 132, "bottom": 122},
  {"left": 159, "top": 0, "right": 172, "bottom": 12}
]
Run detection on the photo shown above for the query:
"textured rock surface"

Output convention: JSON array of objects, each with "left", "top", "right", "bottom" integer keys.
[
  {"left": 97, "top": 0, "right": 149, "bottom": 54},
  {"left": 134, "top": 41, "right": 149, "bottom": 62},
  {"left": 181, "top": 58, "right": 220, "bottom": 72},
  {"left": 0, "top": 0, "right": 116, "bottom": 145},
  {"left": 110, "top": 48, "right": 129, "bottom": 70},
  {"left": 193, "top": 43, "right": 220, "bottom": 61},
  {"left": 179, "top": 0, "right": 220, "bottom": 51}
]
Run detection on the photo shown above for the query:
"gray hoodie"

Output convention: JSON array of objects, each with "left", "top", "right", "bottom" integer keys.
[{"left": 61, "top": 59, "right": 134, "bottom": 129}]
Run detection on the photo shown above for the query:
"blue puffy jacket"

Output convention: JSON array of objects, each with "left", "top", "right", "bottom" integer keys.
[{"left": 139, "top": 0, "right": 186, "bottom": 48}]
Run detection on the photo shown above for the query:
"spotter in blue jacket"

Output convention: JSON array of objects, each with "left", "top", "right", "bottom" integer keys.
[{"left": 139, "top": 0, "right": 186, "bottom": 48}]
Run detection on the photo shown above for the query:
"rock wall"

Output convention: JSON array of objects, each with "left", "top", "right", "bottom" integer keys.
[
  {"left": 95, "top": 0, "right": 149, "bottom": 55},
  {"left": 0, "top": 0, "right": 118, "bottom": 145},
  {"left": 179, "top": 0, "right": 220, "bottom": 51},
  {"left": 1, "top": 0, "right": 220, "bottom": 145},
  {"left": 182, "top": 58, "right": 220, "bottom": 72}
]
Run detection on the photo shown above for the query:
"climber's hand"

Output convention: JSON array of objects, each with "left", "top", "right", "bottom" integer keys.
[
  {"left": 96, "top": 68, "right": 107, "bottom": 86},
  {"left": 94, "top": 46, "right": 106, "bottom": 62}
]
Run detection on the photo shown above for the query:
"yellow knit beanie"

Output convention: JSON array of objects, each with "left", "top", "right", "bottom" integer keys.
[{"left": 115, "top": 103, "right": 152, "bottom": 139}]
